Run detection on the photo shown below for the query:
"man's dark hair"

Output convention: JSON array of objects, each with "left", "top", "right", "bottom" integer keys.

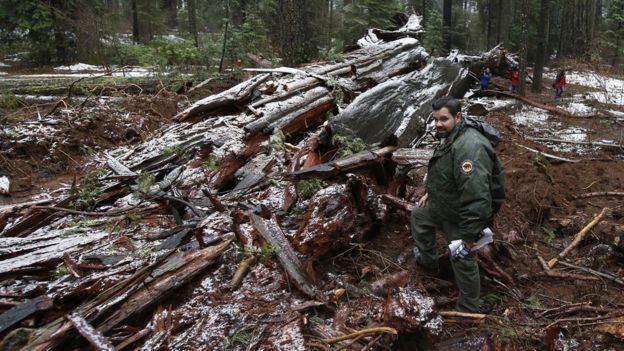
[{"left": 432, "top": 97, "right": 461, "bottom": 116}]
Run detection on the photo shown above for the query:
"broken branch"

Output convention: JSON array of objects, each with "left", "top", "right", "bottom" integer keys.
[
  {"left": 319, "top": 326, "right": 398, "bottom": 344},
  {"left": 548, "top": 207, "right": 609, "bottom": 269}
]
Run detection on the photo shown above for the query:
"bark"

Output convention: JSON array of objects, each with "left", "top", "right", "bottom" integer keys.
[
  {"left": 289, "top": 147, "right": 396, "bottom": 180},
  {"left": 443, "top": 0, "right": 452, "bottom": 54},
  {"left": 132, "top": 0, "right": 139, "bottom": 43},
  {"left": 219, "top": 0, "right": 230, "bottom": 72},
  {"left": 187, "top": 0, "right": 199, "bottom": 47},
  {"left": 519, "top": 0, "right": 529, "bottom": 96},
  {"left": 24, "top": 240, "right": 231, "bottom": 350},
  {"left": 249, "top": 214, "right": 318, "bottom": 297},
  {"left": 0, "top": 296, "right": 53, "bottom": 334},
  {"left": 532, "top": 0, "right": 550, "bottom": 93}
]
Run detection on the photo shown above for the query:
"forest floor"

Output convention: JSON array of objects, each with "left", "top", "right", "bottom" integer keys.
[{"left": 1, "top": 63, "right": 623, "bottom": 350}]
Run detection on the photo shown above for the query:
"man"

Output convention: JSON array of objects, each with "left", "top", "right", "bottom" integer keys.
[{"left": 411, "top": 97, "right": 505, "bottom": 312}]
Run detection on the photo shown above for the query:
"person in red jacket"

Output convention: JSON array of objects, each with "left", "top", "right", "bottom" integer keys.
[
  {"left": 509, "top": 65, "right": 519, "bottom": 93},
  {"left": 553, "top": 70, "right": 566, "bottom": 98}
]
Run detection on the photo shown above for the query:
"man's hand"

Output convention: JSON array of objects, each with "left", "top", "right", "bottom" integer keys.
[
  {"left": 417, "top": 193, "right": 428, "bottom": 208},
  {"left": 449, "top": 240, "right": 472, "bottom": 260}
]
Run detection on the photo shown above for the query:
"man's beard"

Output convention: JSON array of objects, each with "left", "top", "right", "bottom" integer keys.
[{"left": 435, "top": 130, "right": 449, "bottom": 139}]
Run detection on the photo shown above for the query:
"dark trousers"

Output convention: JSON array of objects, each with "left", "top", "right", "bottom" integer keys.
[{"left": 410, "top": 206, "right": 481, "bottom": 312}]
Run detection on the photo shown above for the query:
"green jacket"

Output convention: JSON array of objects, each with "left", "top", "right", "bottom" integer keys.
[{"left": 425, "top": 119, "right": 505, "bottom": 242}]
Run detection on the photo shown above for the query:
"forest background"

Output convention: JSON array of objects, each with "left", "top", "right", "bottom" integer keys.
[{"left": 0, "top": 0, "right": 623, "bottom": 76}]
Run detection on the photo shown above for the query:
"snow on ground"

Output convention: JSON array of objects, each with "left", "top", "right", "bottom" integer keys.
[
  {"left": 546, "top": 70, "right": 624, "bottom": 105},
  {"left": 0, "top": 72, "right": 7, "bottom": 75},
  {"left": 54, "top": 63, "right": 107, "bottom": 72},
  {"left": 509, "top": 105, "right": 551, "bottom": 127},
  {"left": 557, "top": 102, "right": 597, "bottom": 115},
  {"left": 0, "top": 61, "right": 11, "bottom": 67}
]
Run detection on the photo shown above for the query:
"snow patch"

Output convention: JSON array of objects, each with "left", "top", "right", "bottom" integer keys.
[
  {"left": 0, "top": 176, "right": 9, "bottom": 195},
  {"left": 54, "top": 63, "right": 106, "bottom": 72}
]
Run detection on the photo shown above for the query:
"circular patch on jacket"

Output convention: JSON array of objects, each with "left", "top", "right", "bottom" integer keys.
[{"left": 461, "top": 160, "right": 474, "bottom": 174}]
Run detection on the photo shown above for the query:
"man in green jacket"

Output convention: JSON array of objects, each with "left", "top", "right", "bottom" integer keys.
[{"left": 411, "top": 97, "right": 505, "bottom": 312}]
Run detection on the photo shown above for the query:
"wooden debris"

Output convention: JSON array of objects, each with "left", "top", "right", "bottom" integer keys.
[
  {"left": 174, "top": 73, "right": 270, "bottom": 121},
  {"left": 515, "top": 143, "right": 579, "bottom": 163},
  {"left": 289, "top": 146, "right": 396, "bottom": 179},
  {"left": 0, "top": 296, "right": 53, "bottom": 334},
  {"left": 250, "top": 213, "right": 318, "bottom": 297},
  {"left": 556, "top": 260, "right": 624, "bottom": 286},
  {"left": 229, "top": 256, "right": 257, "bottom": 290},
  {"left": 390, "top": 148, "right": 433, "bottom": 166},
  {"left": 0, "top": 231, "right": 108, "bottom": 275},
  {"left": 548, "top": 207, "right": 609, "bottom": 269},
  {"left": 526, "top": 136, "right": 624, "bottom": 150},
  {"left": 24, "top": 240, "right": 231, "bottom": 350},
  {"left": 319, "top": 326, "right": 397, "bottom": 344},
  {"left": 484, "top": 89, "right": 599, "bottom": 118},
  {"left": 439, "top": 311, "right": 488, "bottom": 319},
  {"left": 572, "top": 191, "right": 624, "bottom": 199},
  {"left": 537, "top": 255, "right": 598, "bottom": 281},
  {"left": 381, "top": 194, "right": 415, "bottom": 213},
  {"left": 68, "top": 313, "right": 115, "bottom": 351},
  {"left": 104, "top": 153, "right": 137, "bottom": 176}
]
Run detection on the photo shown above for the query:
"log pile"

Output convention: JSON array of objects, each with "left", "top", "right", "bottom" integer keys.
[{"left": 0, "top": 15, "right": 518, "bottom": 350}]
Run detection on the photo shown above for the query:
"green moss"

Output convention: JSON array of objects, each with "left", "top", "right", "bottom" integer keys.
[
  {"left": 70, "top": 169, "right": 106, "bottom": 210},
  {"left": 134, "top": 173, "right": 156, "bottom": 197},
  {"left": 240, "top": 245, "right": 276, "bottom": 263},
  {"left": 226, "top": 325, "right": 257, "bottom": 348},
  {"left": 332, "top": 134, "right": 367, "bottom": 158},
  {"left": 295, "top": 179, "right": 323, "bottom": 200},
  {"left": 0, "top": 90, "right": 20, "bottom": 109},
  {"left": 265, "top": 129, "right": 286, "bottom": 154},
  {"left": 201, "top": 155, "right": 221, "bottom": 171},
  {"left": 161, "top": 144, "right": 184, "bottom": 157},
  {"left": 51, "top": 265, "right": 70, "bottom": 279}
]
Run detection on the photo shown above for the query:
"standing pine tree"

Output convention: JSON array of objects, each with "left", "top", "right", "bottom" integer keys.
[
  {"left": 341, "top": 0, "right": 402, "bottom": 46},
  {"left": 605, "top": 0, "right": 624, "bottom": 66},
  {"left": 424, "top": 7, "right": 444, "bottom": 56}
]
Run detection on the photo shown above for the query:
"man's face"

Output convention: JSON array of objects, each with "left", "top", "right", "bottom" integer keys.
[{"left": 433, "top": 107, "right": 461, "bottom": 138}]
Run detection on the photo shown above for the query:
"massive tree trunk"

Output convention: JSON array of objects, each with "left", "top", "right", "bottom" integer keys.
[
  {"left": 277, "top": 0, "right": 310, "bottom": 65},
  {"left": 532, "top": 0, "right": 550, "bottom": 93}
]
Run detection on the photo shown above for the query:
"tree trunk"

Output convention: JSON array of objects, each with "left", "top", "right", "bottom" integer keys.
[
  {"left": 496, "top": 0, "right": 503, "bottom": 44},
  {"left": 519, "top": 0, "right": 529, "bottom": 96},
  {"left": 532, "top": 0, "right": 550, "bottom": 93},
  {"left": 443, "top": 0, "right": 452, "bottom": 54},
  {"left": 188, "top": 0, "right": 198, "bottom": 47},
  {"left": 486, "top": 0, "right": 492, "bottom": 49},
  {"left": 132, "top": 0, "right": 139, "bottom": 43},
  {"left": 219, "top": 0, "right": 230, "bottom": 73}
]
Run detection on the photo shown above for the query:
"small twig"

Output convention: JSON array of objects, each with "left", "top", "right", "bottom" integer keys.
[
  {"left": 439, "top": 311, "right": 488, "bottom": 319},
  {"left": 304, "top": 342, "right": 332, "bottom": 351},
  {"left": 114, "top": 326, "right": 152, "bottom": 351},
  {"left": 229, "top": 256, "right": 257, "bottom": 290},
  {"left": 572, "top": 191, "right": 624, "bottom": 199},
  {"left": 548, "top": 207, "right": 609, "bottom": 268},
  {"left": 557, "top": 260, "right": 624, "bottom": 286},
  {"left": 361, "top": 334, "right": 383, "bottom": 351},
  {"left": 68, "top": 313, "right": 115, "bottom": 351},
  {"left": 544, "top": 313, "right": 624, "bottom": 330},
  {"left": 31, "top": 204, "right": 142, "bottom": 217},
  {"left": 537, "top": 255, "right": 598, "bottom": 281},
  {"left": 319, "top": 327, "right": 397, "bottom": 344}
]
